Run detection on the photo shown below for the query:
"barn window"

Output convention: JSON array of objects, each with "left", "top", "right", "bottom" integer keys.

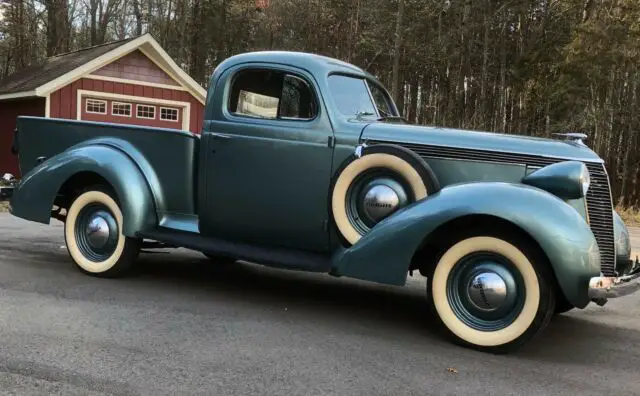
[
  {"left": 160, "top": 107, "right": 179, "bottom": 121},
  {"left": 136, "top": 104, "right": 155, "bottom": 119},
  {"left": 112, "top": 102, "right": 131, "bottom": 117},
  {"left": 86, "top": 99, "right": 107, "bottom": 114}
]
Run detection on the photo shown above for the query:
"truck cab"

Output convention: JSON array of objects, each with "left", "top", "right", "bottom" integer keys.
[{"left": 9, "top": 51, "right": 640, "bottom": 354}]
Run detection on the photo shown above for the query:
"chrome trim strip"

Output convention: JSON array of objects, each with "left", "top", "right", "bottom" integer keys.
[{"left": 366, "top": 136, "right": 605, "bottom": 164}]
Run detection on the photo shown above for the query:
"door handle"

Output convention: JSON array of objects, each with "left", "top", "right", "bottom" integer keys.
[{"left": 210, "top": 132, "right": 232, "bottom": 140}]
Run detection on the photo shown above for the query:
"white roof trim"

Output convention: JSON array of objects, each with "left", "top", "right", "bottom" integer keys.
[
  {"left": 0, "top": 90, "right": 37, "bottom": 100},
  {"left": 86, "top": 74, "right": 188, "bottom": 92},
  {"left": 33, "top": 33, "right": 206, "bottom": 105},
  {"left": 141, "top": 36, "right": 208, "bottom": 101}
]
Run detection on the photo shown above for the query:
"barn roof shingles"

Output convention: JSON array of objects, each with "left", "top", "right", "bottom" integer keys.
[{"left": 0, "top": 37, "right": 136, "bottom": 95}]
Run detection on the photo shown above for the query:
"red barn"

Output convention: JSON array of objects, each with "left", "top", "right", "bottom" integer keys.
[{"left": 0, "top": 33, "right": 207, "bottom": 177}]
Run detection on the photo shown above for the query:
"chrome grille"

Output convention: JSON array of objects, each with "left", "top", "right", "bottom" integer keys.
[{"left": 367, "top": 140, "right": 616, "bottom": 276}]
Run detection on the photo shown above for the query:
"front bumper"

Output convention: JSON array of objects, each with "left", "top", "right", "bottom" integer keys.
[{"left": 588, "top": 259, "right": 640, "bottom": 303}]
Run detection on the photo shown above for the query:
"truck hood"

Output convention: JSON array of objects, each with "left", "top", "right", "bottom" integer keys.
[{"left": 360, "top": 123, "right": 602, "bottom": 162}]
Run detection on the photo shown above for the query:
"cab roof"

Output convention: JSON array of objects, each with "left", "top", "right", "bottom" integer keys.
[{"left": 211, "top": 51, "right": 377, "bottom": 81}]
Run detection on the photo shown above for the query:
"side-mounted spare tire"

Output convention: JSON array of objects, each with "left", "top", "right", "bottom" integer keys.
[{"left": 330, "top": 144, "right": 440, "bottom": 245}]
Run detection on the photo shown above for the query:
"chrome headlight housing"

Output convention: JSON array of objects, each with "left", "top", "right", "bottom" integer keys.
[{"left": 522, "top": 161, "right": 590, "bottom": 200}]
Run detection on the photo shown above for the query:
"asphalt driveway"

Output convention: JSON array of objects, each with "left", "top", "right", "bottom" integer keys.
[{"left": 0, "top": 213, "right": 639, "bottom": 395}]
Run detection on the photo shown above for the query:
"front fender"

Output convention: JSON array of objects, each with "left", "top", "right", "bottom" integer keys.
[
  {"left": 331, "top": 182, "right": 600, "bottom": 308},
  {"left": 10, "top": 144, "right": 157, "bottom": 237}
]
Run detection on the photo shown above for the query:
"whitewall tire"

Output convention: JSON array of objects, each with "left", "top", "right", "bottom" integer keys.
[
  {"left": 64, "top": 187, "right": 141, "bottom": 277},
  {"left": 330, "top": 144, "right": 439, "bottom": 245},
  {"left": 427, "top": 230, "right": 555, "bottom": 354}
]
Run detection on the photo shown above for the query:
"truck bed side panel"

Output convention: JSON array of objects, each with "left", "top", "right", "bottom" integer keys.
[{"left": 15, "top": 116, "right": 199, "bottom": 215}]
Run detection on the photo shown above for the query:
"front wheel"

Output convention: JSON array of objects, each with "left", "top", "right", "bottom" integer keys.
[
  {"left": 427, "top": 230, "right": 556, "bottom": 354},
  {"left": 64, "top": 186, "right": 141, "bottom": 278}
]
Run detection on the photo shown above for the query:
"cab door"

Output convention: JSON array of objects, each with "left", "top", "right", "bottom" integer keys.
[{"left": 199, "top": 65, "right": 335, "bottom": 253}]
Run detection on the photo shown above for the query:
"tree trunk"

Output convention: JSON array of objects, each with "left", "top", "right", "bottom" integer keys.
[
  {"left": 133, "top": 0, "right": 144, "bottom": 36},
  {"left": 391, "top": 0, "right": 404, "bottom": 104}
]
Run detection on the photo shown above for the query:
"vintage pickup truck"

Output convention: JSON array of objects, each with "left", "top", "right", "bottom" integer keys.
[{"left": 9, "top": 51, "right": 640, "bottom": 354}]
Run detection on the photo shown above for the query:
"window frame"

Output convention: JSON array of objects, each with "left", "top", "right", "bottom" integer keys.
[
  {"left": 159, "top": 106, "right": 180, "bottom": 122},
  {"left": 85, "top": 98, "right": 107, "bottom": 115},
  {"left": 136, "top": 104, "right": 156, "bottom": 120},
  {"left": 224, "top": 66, "right": 321, "bottom": 124},
  {"left": 364, "top": 79, "right": 398, "bottom": 118},
  {"left": 111, "top": 101, "right": 132, "bottom": 118}
]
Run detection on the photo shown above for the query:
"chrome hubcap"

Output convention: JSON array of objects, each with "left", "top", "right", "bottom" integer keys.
[
  {"left": 468, "top": 272, "right": 508, "bottom": 311},
  {"left": 355, "top": 177, "right": 409, "bottom": 228},
  {"left": 362, "top": 184, "right": 400, "bottom": 222},
  {"left": 74, "top": 205, "right": 119, "bottom": 262},
  {"left": 447, "top": 254, "right": 525, "bottom": 331},
  {"left": 85, "top": 215, "right": 110, "bottom": 249}
]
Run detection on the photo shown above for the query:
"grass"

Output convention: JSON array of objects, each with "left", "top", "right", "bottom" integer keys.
[
  {"left": 0, "top": 201, "right": 9, "bottom": 212},
  {"left": 616, "top": 205, "right": 640, "bottom": 227}
]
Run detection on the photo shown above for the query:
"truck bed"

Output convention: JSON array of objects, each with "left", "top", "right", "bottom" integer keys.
[{"left": 14, "top": 116, "right": 200, "bottom": 216}]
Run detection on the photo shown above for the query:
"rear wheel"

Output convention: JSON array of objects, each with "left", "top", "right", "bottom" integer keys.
[
  {"left": 426, "top": 229, "right": 556, "bottom": 354},
  {"left": 64, "top": 186, "right": 141, "bottom": 277}
]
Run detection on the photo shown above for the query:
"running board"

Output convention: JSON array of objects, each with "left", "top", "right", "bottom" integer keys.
[{"left": 137, "top": 228, "right": 332, "bottom": 273}]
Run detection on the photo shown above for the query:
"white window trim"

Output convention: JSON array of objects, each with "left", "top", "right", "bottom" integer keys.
[
  {"left": 85, "top": 98, "right": 107, "bottom": 114},
  {"left": 111, "top": 101, "right": 132, "bottom": 117},
  {"left": 76, "top": 90, "right": 191, "bottom": 131},
  {"left": 87, "top": 74, "right": 188, "bottom": 92},
  {"left": 136, "top": 104, "right": 156, "bottom": 119},
  {"left": 159, "top": 106, "right": 179, "bottom": 122}
]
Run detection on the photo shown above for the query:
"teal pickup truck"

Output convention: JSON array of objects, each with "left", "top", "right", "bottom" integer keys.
[{"left": 9, "top": 51, "right": 640, "bottom": 354}]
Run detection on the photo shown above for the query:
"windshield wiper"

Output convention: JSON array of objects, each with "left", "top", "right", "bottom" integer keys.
[
  {"left": 376, "top": 115, "right": 408, "bottom": 123},
  {"left": 355, "top": 111, "right": 376, "bottom": 118},
  {"left": 355, "top": 111, "right": 408, "bottom": 123}
]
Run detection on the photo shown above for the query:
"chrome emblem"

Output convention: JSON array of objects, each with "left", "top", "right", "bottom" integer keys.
[
  {"left": 362, "top": 185, "right": 400, "bottom": 222},
  {"left": 468, "top": 272, "right": 508, "bottom": 311}
]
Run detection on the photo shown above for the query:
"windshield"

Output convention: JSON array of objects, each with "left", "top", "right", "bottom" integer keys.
[{"left": 327, "top": 74, "right": 397, "bottom": 119}]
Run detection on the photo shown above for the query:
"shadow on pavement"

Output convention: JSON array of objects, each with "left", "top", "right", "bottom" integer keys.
[
  {"left": 134, "top": 252, "right": 437, "bottom": 338},
  {"left": 133, "top": 251, "right": 640, "bottom": 363}
]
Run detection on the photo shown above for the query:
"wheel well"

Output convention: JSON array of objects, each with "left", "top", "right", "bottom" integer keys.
[
  {"left": 54, "top": 171, "right": 112, "bottom": 210},
  {"left": 410, "top": 214, "right": 566, "bottom": 301}
]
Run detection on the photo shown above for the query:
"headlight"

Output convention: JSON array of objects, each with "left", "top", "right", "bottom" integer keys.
[{"left": 522, "top": 161, "right": 590, "bottom": 200}]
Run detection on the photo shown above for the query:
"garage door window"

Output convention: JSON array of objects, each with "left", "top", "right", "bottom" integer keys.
[
  {"left": 160, "top": 107, "right": 179, "bottom": 122},
  {"left": 137, "top": 104, "right": 155, "bottom": 119},
  {"left": 112, "top": 102, "right": 131, "bottom": 117},
  {"left": 86, "top": 99, "right": 107, "bottom": 114}
]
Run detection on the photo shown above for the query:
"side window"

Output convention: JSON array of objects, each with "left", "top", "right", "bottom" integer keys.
[{"left": 228, "top": 69, "right": 317, "bottom": 120}]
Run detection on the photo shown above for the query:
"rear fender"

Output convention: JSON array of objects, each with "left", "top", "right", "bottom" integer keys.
[
  {"left": 330, "top": 182, "right": 600, "bottom": 308},
  {"left": 10, "top": 143, "right": 157, "bottom": 236}
]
